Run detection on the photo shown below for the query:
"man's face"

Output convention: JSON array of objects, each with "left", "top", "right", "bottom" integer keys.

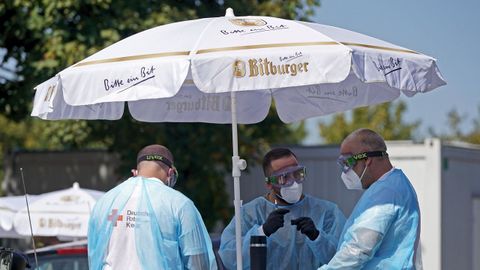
[
  {"left": 340, "top": 138, "right": 368, "bottom": 187},
  {"left": 268, "top": 155, "right": 299, "bottom": 193}
]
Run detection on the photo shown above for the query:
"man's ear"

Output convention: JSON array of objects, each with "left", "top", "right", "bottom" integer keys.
[{"left": 166, "top": 167, "right": 178, "bottom": 187}]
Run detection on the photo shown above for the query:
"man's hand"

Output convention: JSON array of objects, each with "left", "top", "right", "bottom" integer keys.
[
  {"left": 291, "top": 217, "right": 320, "bottom": 241},
  {"left": 262, "top": 208, "right": 290, "bottom": 237}
]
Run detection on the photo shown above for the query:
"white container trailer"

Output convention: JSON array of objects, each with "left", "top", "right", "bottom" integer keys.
[{"left": 226, "top": 138, "right": 480, "bottom": 270}]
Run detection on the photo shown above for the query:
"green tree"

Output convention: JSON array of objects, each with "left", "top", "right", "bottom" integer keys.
[
  {"left": 429, "top": 106, "right": 480, "bottom": 144},
  {"left": 0, "top": 0, "right": 316, "bottom": 229},
  {"left": 319, "top": 101, "right": 420, "bottom": 144},
  {"left": 427, "top": 110, "right": 460, "bottom": 140},
  {"left": 468, "top": 106, "right": 480, "bottom": 144}
]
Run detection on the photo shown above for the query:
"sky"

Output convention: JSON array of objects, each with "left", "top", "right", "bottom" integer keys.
[{"left": 303, "top": 0, "right": 480, "bottom": 144}]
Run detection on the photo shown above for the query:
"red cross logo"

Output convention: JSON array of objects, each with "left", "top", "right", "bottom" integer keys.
[{"left": 108, "top": 209, "right": 123, "bottom": 226}]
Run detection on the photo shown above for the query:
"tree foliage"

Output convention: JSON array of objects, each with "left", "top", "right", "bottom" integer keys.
[
  {"left": 429, "top": 106, "right": 480, "bottom": 144},
  {"left": 470, "top": 107, "right": 480, "bottom": 144},
  {"left": 319, "top": 101, "right": 420, "bottom": 144},
  {"left": 0, "top": 0, "right": 316, "bottom": 229}
]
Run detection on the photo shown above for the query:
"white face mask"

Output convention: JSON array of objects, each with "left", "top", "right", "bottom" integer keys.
[
  {"left": 341, "top": 164, "right": 368, "bottom": 190},
  {"left": 279, "top": 182, "right": 303, "bottom": 204}
]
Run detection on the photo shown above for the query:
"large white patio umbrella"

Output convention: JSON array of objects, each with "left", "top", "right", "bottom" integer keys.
[
  {"left": 31, "top": 8, "right": 446, "bottom": 268},
  {"left": 13, "top": 182, "right": 104, "bottom": 239},
  {"left": 0, "top": 194, "right": 39, "bottom": 238}
]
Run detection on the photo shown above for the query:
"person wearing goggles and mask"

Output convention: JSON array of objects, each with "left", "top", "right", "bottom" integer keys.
[
  {"left": 219, "top": 148, "right": 346, "bottom": 269},
  {"left": 88, "top": 144, "right": 217, "bottom": 270},
  {"left": 319, "top": 128, "right": 422, "bottom": 270}
]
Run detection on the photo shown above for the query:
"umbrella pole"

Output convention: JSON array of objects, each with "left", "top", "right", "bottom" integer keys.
[{"left": 231, "top": 90, "right": 247, "bottom": 270}]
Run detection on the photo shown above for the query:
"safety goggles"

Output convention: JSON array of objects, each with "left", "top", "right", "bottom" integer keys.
[
  {"left": 137, "top": 154, "right": 179, "bottom": 183},
  {"left": 337, "top": 151, "right": 388, "bottom": 173},
  {"left": 265, "top": 165, "right": 306, "bottom": 187}
]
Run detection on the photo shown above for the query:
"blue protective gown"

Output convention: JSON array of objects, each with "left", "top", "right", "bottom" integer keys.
[
  {"left": 319, "top": 169, "right": 421, "bottom": 270},
  {"left": 88, "top": 176, "right": 217, "bottom": 270},
  {"left": 219, "top": 194, "right": 346, "bottom": 269}
]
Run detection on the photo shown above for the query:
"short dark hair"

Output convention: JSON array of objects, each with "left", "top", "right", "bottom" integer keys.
[{"left": 262, "top": 148, "right": 297, "bottom": 176}]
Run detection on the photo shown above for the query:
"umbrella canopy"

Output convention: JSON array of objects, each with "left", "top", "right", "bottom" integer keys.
[
  {"left": 31, "top": 9, "right": 445, "bottom": 123},
  {"left": 13, "top": 182, "right": 104, "bottom": 239},
  {"left": 30, "top": 8, "right": 446, "bottom": 269},
  {"left": 0, "top": 194, "right": 39, "bottom": 238}
]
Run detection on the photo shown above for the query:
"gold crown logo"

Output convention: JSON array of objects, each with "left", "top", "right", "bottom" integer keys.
[
  {"left": 60, "top": 195, "right": 80, "bottom": 202},
  {"left": 228, "top": 18, "right": 267, "bottom": 27}
]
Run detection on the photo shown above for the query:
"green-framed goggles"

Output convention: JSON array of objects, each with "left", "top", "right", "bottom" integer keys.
[{"left": 337, "top": 151, "right": 388, "bottom": 173}]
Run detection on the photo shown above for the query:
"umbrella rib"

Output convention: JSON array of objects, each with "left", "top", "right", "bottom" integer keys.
[
  {"left": 340, "top": 42, "right": 419, "bottom": 54},
  {"left": 74, "top": 51, "right": 190, "bottom": 67}
]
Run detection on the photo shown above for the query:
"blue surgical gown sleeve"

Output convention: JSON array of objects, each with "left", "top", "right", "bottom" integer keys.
[
  {"left": 88, "top": 206, "right": 100, "bottom": 269},
  {"left": 307, "top": 204, "right": 346, "bottom": 265},
  {"left": 218, "top": 214, "right": 261, "bottom": 270},
  {"left": 177, "top": 200, "right": 218, "bottom": 269},
  {"left": 319, "top": 188, "right": 397, "bottom": 270},
  {"left": 140, "top": 179, "right": 217, "bottom": 270}
]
